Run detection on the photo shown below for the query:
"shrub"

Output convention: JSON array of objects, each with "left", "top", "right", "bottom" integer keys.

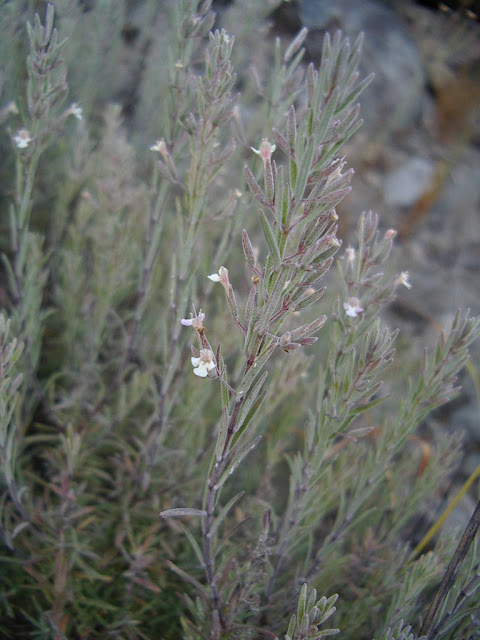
[{"left": 0, "top": 2, "right": 479, "bottom": 639}]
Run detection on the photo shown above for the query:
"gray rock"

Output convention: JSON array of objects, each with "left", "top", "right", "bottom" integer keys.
[
  {"left": 298, "top": 0, "right": 425, "bottom": 134},
  {"left": 383, "top": 156, "right": 434, "bottom": 207}
]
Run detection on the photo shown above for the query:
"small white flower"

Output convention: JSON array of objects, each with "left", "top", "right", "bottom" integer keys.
[
  {"left": 345, "top": 246, "right": 356, "bottom": 262},
  {"left": 344, "top": 297, "right": 364, "bottom": 318},
  {"left": 207, "top": 266, "right": 230, "bottom": 293},
  {"left": 397, "top": 271, "right": 412, "bottom": 289},
  {"left": 251, "top": 138, "right": 276, "bottom": 164},
  {"left": 150, "top": 139, "right": 167, "bottom": 154},
  {"left": 13, "top": 129, "right": 33, "bottom": 149},
  {"left": 191, "top": 349, "right": 216, "bottom": 377},
  {"left": 67, "top": 103, "right": 83, "bottom": 120},
  {"left": 181, "top": 310, "right": 205, "bottom": 328}
]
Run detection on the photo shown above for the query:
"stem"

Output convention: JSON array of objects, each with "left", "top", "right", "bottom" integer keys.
[
  {"left": 265, "top": 461, "right": 310, "bottom": 599},
  {"left": 202, "top": 394, "right": 245, "bottom": 631},
  {"left": 419, "top": 498, "right": 480, "bottom": 638}
]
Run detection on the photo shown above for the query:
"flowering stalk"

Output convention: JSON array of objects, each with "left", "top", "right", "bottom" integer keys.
[
  {"left": 93, "top": 16, "right": 236, "bottom": 477},
  {"left": 1, "top": 4, "right": 72, "bottom": 614},
  {"left": 187, "top": 31, "right": 373, "bottom": 635},
  {"left": 7, "top": 3, "right": 70, "bottom": 429},
  {"left": 160, "top": 28, "right": 237, "bottom": 405},
  {"left": 93, "top": 2, "right": 216, "bottom": 410},
  {"left": 266, "top": 211, "right": 402, "bottom": 599}
]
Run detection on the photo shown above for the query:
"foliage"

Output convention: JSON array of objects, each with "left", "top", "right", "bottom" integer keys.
[{"left": 0, "top": 2, "right": 479, "bottom": 639}]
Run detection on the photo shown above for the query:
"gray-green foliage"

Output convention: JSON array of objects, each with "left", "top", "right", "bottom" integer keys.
[{"left": 0, "top": 2, "right": 479, "bottom": 639}]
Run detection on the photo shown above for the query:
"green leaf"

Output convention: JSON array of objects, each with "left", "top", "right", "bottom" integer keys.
[
  {"left": 242, "top": 229, "right": 256, "bottom": 267},
  {"left": 294, "top": 136, "right": 315, "bottom": 203},
  {"left": 349, "top": 395, "right": 387, "bottom": 415},
  {"left": 297, "top": 583, "right": 308, "bottom": 624},
  {"left": 167, "top": 561, "right": 209, "bottom": 595},
  {"left": 310, "top": 629, "right": 340, "bottom": 639},
  {"left": 215, "top": 406, "right": 229, "bottom": 460},
  {"left": 286, "top": 614, "right": 296, "bottom": 638},
  {"left": 295, "top": 286, "right": 326, "bottom": 310},
  {"left": 259, "top": 209, "right": 281, "bottom": 266},
  {"left": 215, "top": 436, "right": 262, "bottom": 491},
  {"left": 210, "top": 491, "right": 245, "bottom": 538},
  {"left": 289, "top": 156, "right": 298, "bottom": 191},
  {"left": 274, "top": 165, "right": 285, "bottom": 226},
  {"left": 314, "top": 87, "right": 339, "bottom": 146},
  {"left": 234, "top": 371, "right": 268, "bottom": 439},
  {"left": 231, "top": 389, "right": 267, "bottom": 448},
  {"left": 245, "top": 166, "right": 267, "bottom": 205},
  {"left": 336, "top": 73, "right": 374, "bottom": 113},
  {"left": 160, "top": 508, "right": 207, "bottom": 519},
  {"left": 177, "top": 521, "right": 205, "bottom": 567},
  {"left": 221, "top": 375, "right": 230, "bottom": 413}
]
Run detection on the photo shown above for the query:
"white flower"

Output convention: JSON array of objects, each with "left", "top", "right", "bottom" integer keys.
[
  {"left": 67, "top": 103, "right": 83, "bottom": 120},
  {"left": 150, "top": 139, "right": 167, "bottom": 154},
  {"left": 251, "top": 138, "right": 276, "bottom": 164},
  {"left": 181, "top": 310, "right": 205, "bottom": 328},
  {"left": 397, "top": 271, "right": 412, "bottom": 289},
  {"left": 13, "top": 129, "right": 33, "bottom": 149},
  {"left": 191, "top": 349, "right": 216, "bottom": 377},
  {"left": 344, "top": 297, "right": 364, "bottom": 318},
  {"left": 345, "top": 246, "right": 355, "bottom": 262},
  {"left": 207, "top": 266, "right": 230, "bottom": 294}
]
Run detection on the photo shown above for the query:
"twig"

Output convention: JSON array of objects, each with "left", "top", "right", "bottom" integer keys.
[{"left": 419, "top": 497, "right": 480, "bottom": 638}]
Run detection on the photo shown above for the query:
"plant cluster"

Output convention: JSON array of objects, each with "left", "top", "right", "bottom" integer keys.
[{"left": 0, "top": 2, "right": 479, "bottom": 639}]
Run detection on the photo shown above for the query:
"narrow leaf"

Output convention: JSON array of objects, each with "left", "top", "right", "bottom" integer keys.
[
  {"left": 167, "top": 561, "right": 208, "bottom": 594},
  {"left": 242, "top": 229, "right": 255, "bottom": 267},
  {"left": 290, "top": 315, "right": 327, "bottom": 341},
  {"left": 160, "top": 508, "right": 207, "bottom": 519},
  {"left": 274, "top": 165, "right": 285, "bottom": 226},
  {"left": 215, "top": 436, "right": 262, "bottom": 491},
  {"left": 232, "top": 389, "right": 267, "bottom": 447},
  {"left": 215, "top": 406, "right": 229, "bottom": 461},
  {"left": 297, "top": 583, "right": 308, "bottom": 624},
  {"left": 310, "top": 629, "right": 340, "bottom": 638},
  {"left": 245, "top": 165, "right": 268, "bottom": 205},
  {"left": 295, "top": 286, "right": 326, "bottom": 310},
  {"left": 235, "top": 371, "right": 268, "bottom": 435},
  {"left": 349, "top": 395, "right": 387, "bottom": 414},
  {"left": 177, "top": 522, "right": 205, "bottom": 568},
  {"left": 259, "top": 209, "right": 281, "bottom": 267},
  {"left": 210, "top": 491, "right": 245, "bottom": 538}
]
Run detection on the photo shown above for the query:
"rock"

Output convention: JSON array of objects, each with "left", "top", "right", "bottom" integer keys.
[
  {"left": 383, "top": 156, "right": 434, "bottom": 206},
  {"left": 297, "top": 0, "right": 425, "bottom": 134}
]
